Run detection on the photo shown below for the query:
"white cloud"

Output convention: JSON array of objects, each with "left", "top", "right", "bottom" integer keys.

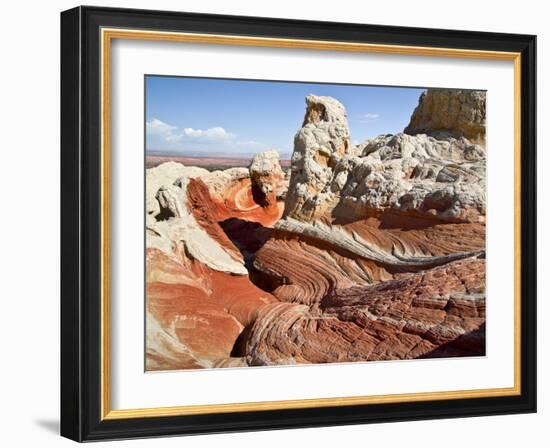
[
  {"left": 146, "top": 118, "right": 177, "bottom": 137},
  {"left": 146, "top": 118, "right": 269, "bottom": 154},
  {"left": 146, "top": 118, "right": 237, "bottom": 143},
  {"left": 360, "top": 113, "right": 380, "bottom": 122},
  {"left": 182, "top": 127, "right": 236, "bottom": 141}
]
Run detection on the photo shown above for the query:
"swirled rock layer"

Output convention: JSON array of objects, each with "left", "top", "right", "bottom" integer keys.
[
  {"left": 254, "top": 218, "right": 485, "bottom": 306},
  {"left": 200, "top": 151, "right": 288, "bottom": 227},
  {"left": 243, "top": 257, "right": 485, "bottom": 365}
]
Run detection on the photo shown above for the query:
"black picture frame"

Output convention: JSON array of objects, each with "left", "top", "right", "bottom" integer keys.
[{"left": 61, "top": 5, "right": 536, "bottom": 442}]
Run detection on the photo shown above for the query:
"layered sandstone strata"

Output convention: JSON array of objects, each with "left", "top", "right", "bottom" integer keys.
[{"left": 244, "top": 258, "right": 485, "bottom": 365}]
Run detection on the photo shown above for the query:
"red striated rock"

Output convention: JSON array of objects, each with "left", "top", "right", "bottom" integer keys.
[
  {"left": 186, "top": 178, "right": 246, "bottom": 261},
  {"left": 189, "top": 176, "right": 283, "bottom": 228},
  {"left": 243, "top": 258, "right": 485, "bottom": 365},
  {"left": 254, "top": 231, "right": 391, "bottom": 306},
  {"left": 146, "top": 256, "right": 278, "bottom": 369},
  {"left": 195, "top": 263, "right": 277, "bottom": 327},
  {"left": 147, "top": 282, "right": 243, "bottom": 362},
  {"left": 345, "top": 217, "right": 485, "bottom": 257},
  {"left": 254, "top": 218, "right": 485, "bottom": 306},
  {"left": 145, "top": 173, "right": 281, "bottom": 370}
]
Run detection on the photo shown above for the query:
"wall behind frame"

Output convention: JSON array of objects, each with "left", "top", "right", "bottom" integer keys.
[{"left": 0, "top": 0, "right": 546, "bottom": 447}]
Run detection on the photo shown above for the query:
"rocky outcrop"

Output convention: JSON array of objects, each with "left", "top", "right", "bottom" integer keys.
[
  {"left": 404, "top": 89, "right": 486, "bottom": 146},
  {"left": 200, "top": 153, "right": 286, "bottom": 227},
  {"left": 146, "top": 161, "right": 209, "bottom": 219},
  {"left": 149, "top": 176, "right": 247, "bottom": 275},
  {"left": 282, "top": 94, "right": 485, "bottom": 227},
  {"left": 330, "top": 133, "right": 486, "bottom": 224},
  {"left": 258, "top": 94, "right": 486, "bottom": 303}
]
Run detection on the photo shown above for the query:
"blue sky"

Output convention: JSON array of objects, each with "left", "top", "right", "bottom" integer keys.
[{"left": 145, "top": 76, "right": 425, "bottom": 158}]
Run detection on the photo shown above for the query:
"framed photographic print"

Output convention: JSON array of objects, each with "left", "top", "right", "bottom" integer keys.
[{"left": 60, "top": 6, "right": 537, "bottom": 442}]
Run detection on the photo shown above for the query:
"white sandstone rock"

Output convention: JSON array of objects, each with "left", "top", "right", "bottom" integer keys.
[
  {"left": 283, "top": 95, "right": 486, "bottom": 225},
  {"left": 146, "top": 163, "right": 247, "bottom": 276},
  {"left": 146, "top": 162, "right": 209, "bottom": 218},
  {"left": 249, "top": 150, "right": 287, "bottom": 204}
]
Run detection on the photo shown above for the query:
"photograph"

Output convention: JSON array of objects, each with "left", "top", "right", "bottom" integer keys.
[{"left": 145, "top": 77, "right": 487, "bottom": 371}]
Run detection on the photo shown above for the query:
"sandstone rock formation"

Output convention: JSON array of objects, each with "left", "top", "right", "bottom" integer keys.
[
  {"left": 254, "top": 220, "right": 485, "bottom": 306},
  {"left": 146, "top": 89, "right": 486, "bottom": 370},
  {"left": 249, "top": 90, "right": 486, "bottom": 365},
  {"left": 146, "top": 156, "right": 286, "bottom": 370},
  {"left": 200, "top": 156, "right": 286, "bottom": 227},
  {"left": 283, "top": 94, "right": 486, "bottom": 226},
  {"left": 284, "top": 95, "right": 352, "bottom": 221},
  {"left": 148, "top": 171, "right": 247, "bottom": 275},
  {"left": 404, "top": 89, "right": 486, "bottom": 146},
  {"left": 146, "top": 161, "right": 209, "bottom": 219}
]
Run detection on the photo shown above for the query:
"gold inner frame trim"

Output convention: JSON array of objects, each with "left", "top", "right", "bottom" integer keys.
[{"left": 100, "top": 27, "right": 522, "bottom": 420}]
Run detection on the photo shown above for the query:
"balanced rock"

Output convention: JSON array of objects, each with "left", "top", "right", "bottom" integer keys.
[{"left": 249, "top": 150, "right": 286, "bottom": 206}]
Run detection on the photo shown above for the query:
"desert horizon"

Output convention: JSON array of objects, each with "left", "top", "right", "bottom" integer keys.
[{"left": 145, "top": 153, "right": 292, "bottom": 171}]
